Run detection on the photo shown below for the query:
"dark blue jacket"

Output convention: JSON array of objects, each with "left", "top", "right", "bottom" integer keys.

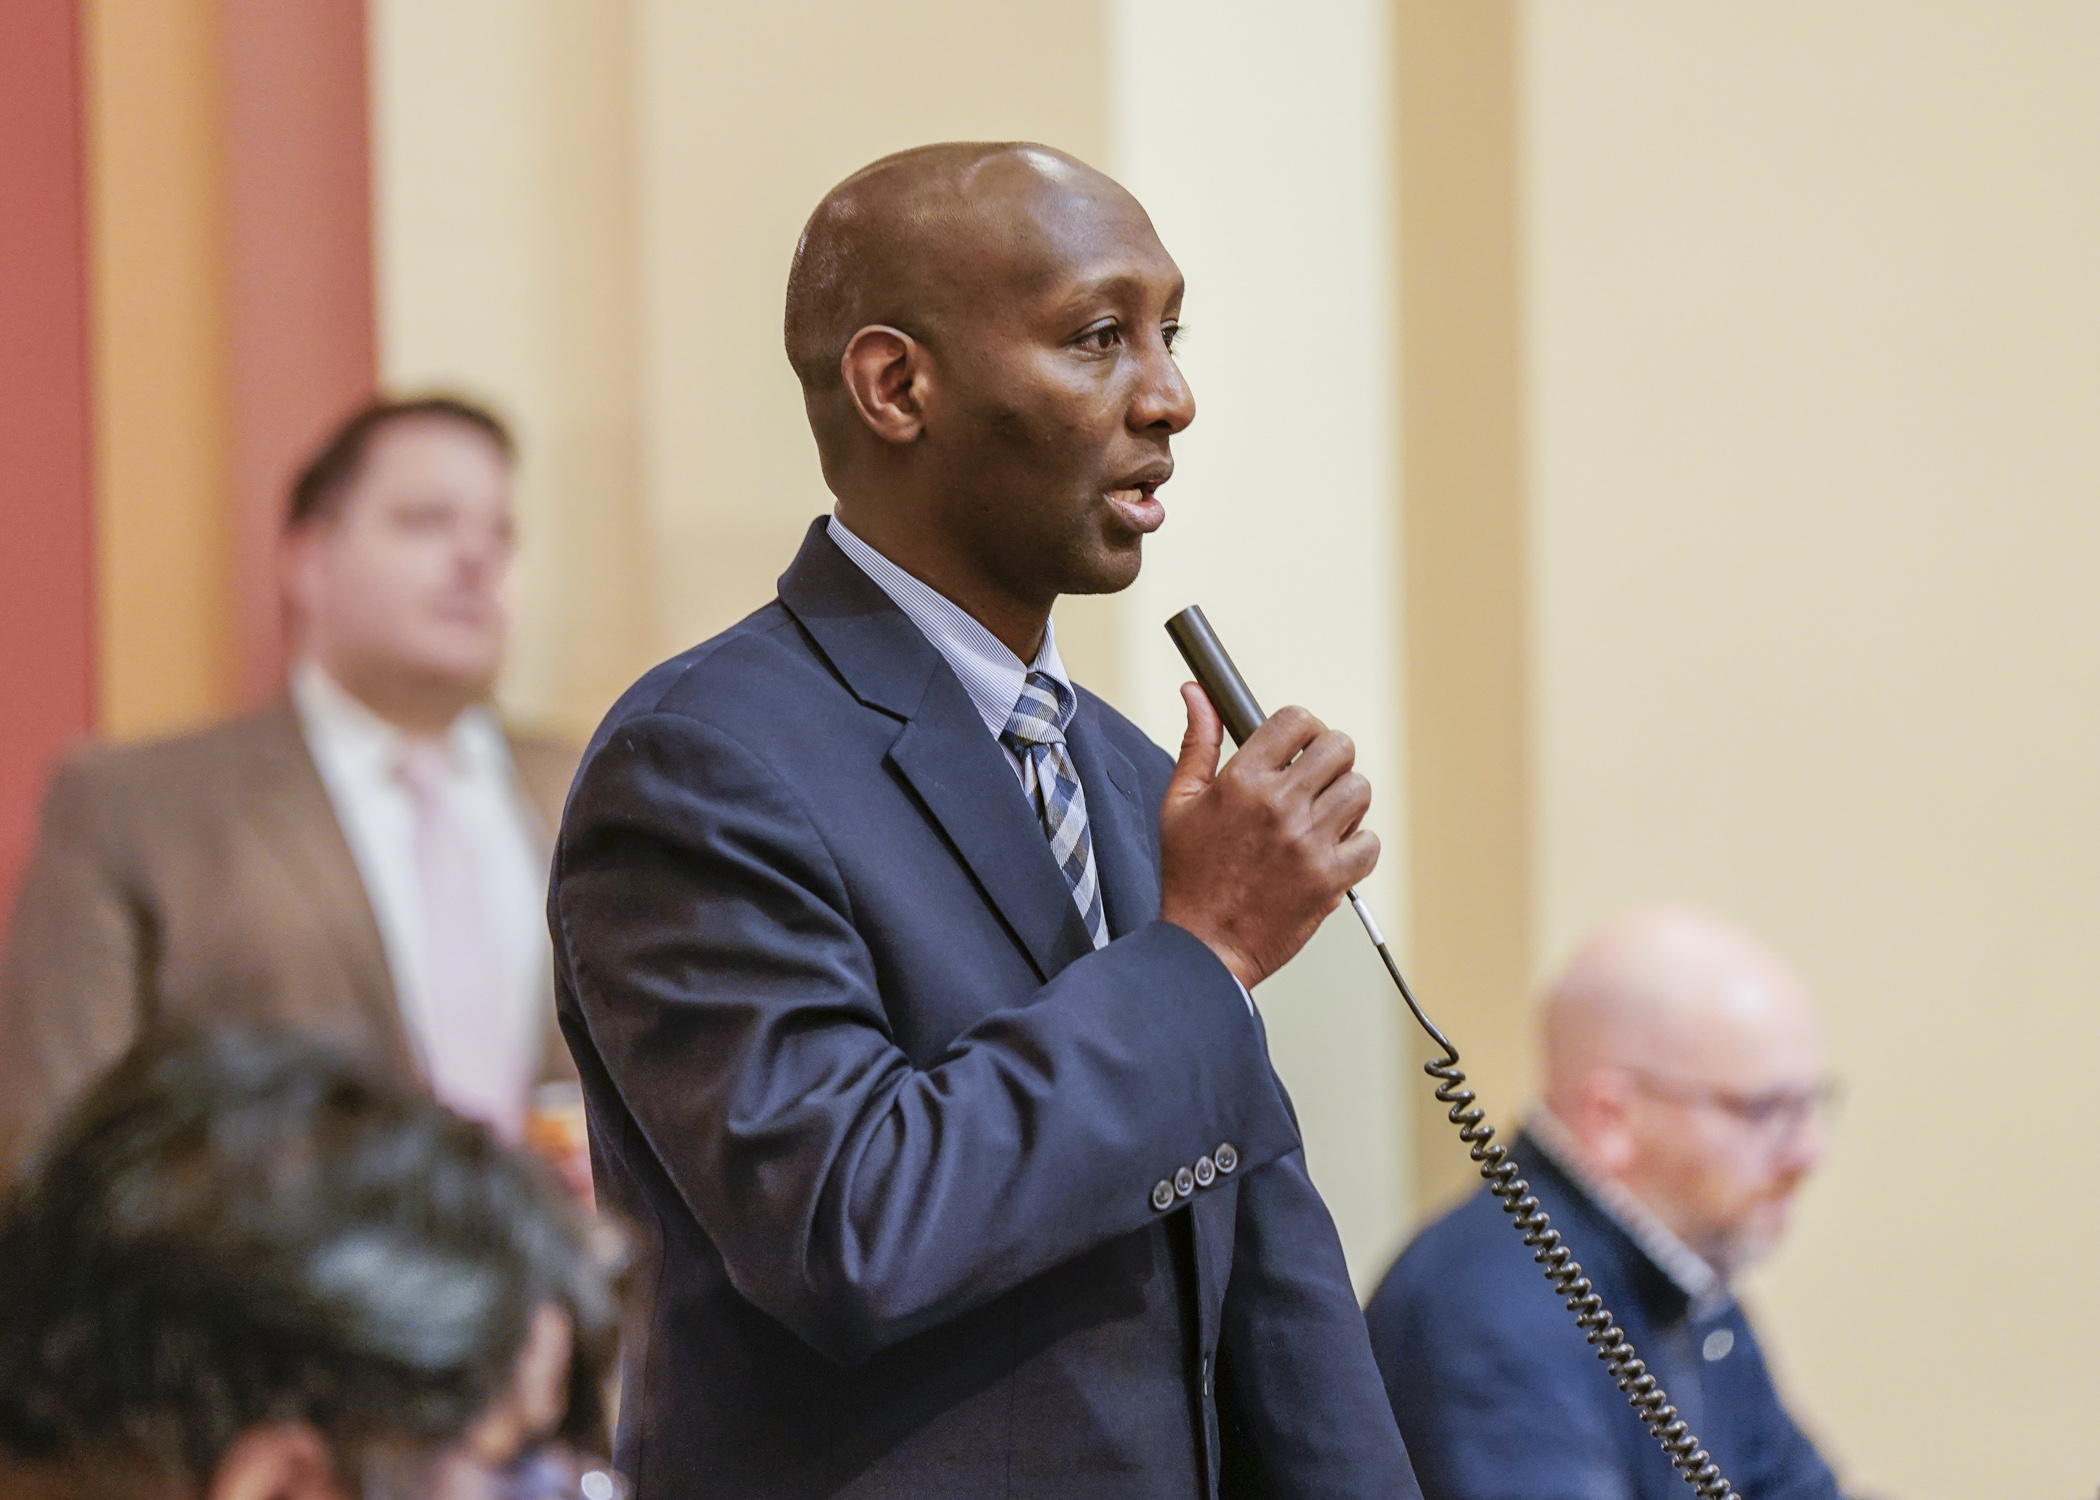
[
  {"left": 1365, "top": 1135, "right": 1841, "bottom": 1500},
  {"left": 551, "top": 520, "right": 1419, "bottom": 1499}
]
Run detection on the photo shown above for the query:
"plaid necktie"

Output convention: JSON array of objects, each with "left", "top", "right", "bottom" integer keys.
[{"left": 1001, "top": 671, "right": 1108, "bottom": 949}]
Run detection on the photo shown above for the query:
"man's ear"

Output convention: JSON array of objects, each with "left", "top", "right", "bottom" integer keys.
[
  {"left": 1583, "top": 1070, "right": 1641, "bottom": 1178},
  {"left": 208, "top": 1424, "right": 350, "bottom": 1500},
  {"left": 839, "top": 325, "right": 930, "bottom": 445},
  {"left": 279, "top": 522, "right": 326, "bottom": 629}
]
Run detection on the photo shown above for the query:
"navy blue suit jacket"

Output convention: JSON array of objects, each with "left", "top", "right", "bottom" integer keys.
[
  {"left": 1364, "top": 1135, "right": 1841, "bottom": 1500},
  {"left": 551, "top": 520, "right": 1418, "bottom": 1499}
]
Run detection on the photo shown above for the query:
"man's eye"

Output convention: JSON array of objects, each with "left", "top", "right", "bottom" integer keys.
[
  {"left": 1162, "top": 321, "right": 1184, "bottom": 352},
  {"left": 1077, "top": 323, "right": 1122, "bottom": 353}
]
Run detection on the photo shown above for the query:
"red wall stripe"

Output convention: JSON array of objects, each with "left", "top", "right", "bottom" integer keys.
[
  {"left": 0, "top": 0, "right": 97, "bottom": 933},
  {"left": 220, "top": 0, "right": 379, "bottom": 705}
]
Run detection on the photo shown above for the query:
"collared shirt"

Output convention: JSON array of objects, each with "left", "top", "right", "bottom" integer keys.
[
  {"left": 291, "top": 660, "right": 551, "bottom": 1078},
  {"left": 1527, "top": 1106, "right": 1728, "bottom": 1317},
  {"left": 828, "top": 513, "right": 1253, "bottom": 1011},
  {"left": 826, "top": 513, "right": 1072, "bottom": 786}
]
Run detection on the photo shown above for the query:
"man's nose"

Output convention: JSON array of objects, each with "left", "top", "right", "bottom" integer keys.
[
  {"left": 456, "top": 524, "right": 509, "bottom": 579},
  {"left": 1776, "top": 1108, "right": 1829, "bottom": 1175},
  {"left": 1129, "top": 339, "right": 1196, "bottom": 435}
]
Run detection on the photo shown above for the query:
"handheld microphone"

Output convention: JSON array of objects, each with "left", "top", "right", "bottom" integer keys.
[
  {"left": 1163, "top": 603, "right": 1740, "bottom": 1500},
  {"left": 1163, "top": 606, "right": 1452, "bottom": 1056}
]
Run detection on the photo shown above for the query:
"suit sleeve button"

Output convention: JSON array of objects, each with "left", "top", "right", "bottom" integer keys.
[
  {"left": 1194, "top": 1155, "right": 1216, "bottom": 1188},
  {"left": 1173, "top": 1166, "right": 1195, "bottom": 1198},
  {"left": 1214, "top": 1143, "right": 1238, "bottom": 1174},
  {"left": 1151, "top": 1179, "right": 1176, "bottom": 1211}
]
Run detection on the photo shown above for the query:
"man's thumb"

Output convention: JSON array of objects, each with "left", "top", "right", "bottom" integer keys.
[{"left": 1166, "top": 682, "right": 1223, "bottom": 804}]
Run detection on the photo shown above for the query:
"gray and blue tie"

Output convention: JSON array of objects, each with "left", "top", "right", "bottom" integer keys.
[{"left": 1001, "top": 670, "right": 1108, "bottom": 949}]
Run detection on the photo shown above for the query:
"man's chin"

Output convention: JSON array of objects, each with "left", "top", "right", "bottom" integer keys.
[
  {"left": 1061, "top": 538, "right": 1145, "bottom": 597},
  {"left": 404, "top": 657, "right": 501, "bottom": 709},
  {"left": 1710, "top": 1207, "right": 1792, "bottom": 1282}
]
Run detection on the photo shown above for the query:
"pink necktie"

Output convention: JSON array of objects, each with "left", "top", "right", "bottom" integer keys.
[{"left": 397, "top": 743, "right": 530, "bottom": 1141}]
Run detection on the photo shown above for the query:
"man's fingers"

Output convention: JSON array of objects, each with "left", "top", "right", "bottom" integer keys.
[
  {"left": 1288, "top": 730, "right": 1358, "bottom": 799},
  {"left": 1312, "top": 770, "right": 1374, "bottom": 839},
  {"left": 1336, "top": 827, "right": 1381, "bottom": 886},
  {"left": 1234, "top": 705, "right": 1325, "bottom": 772},
  {"left": 1165, "top": 683, "right": 1223, "bottom": 806}
]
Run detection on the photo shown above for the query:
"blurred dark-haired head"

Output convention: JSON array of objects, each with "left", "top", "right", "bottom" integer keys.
[
  {"left": 281, "top": 396, "right": 517, "bottom": 735},
  {"left": 290, "top": 397, "right": 513, "bottom": 532},
  {"left": 0, "top": 1026, "right": 623, "bottom": 1500}
]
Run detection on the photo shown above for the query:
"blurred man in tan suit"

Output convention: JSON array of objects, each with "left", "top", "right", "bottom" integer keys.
[{"left": 0, "top": 397, "right": 579, "bottom": 1178}]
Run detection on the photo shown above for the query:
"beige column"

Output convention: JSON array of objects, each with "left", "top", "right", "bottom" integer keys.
[
  {"left": 1393, "top": 0, "right": 1535, "bottom": 1215},
  {"left": 1111, "top": 0, "right": 1410, "bottom": 1289},
  {"left": 369, "top": 0, "right": 653, "bottom": 739}
]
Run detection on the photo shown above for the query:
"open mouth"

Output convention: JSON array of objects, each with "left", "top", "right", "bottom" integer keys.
[{"left": 1103, "top": 477, "right": 1167, "bottom": 534}]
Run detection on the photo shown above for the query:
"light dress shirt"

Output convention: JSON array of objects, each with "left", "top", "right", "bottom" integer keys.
[
  {"left": 291, "top": 660, "right": 551, "bottom": 1092},
  {"left": 827, "top": 514, "right": 1074, "bottom": 785},
  {"left": 828, "top": 514, "right": 1254, "bottom": 1012},
  {"left": 1527, "top": 1106, "right": 1728, "bottom": 1317}
]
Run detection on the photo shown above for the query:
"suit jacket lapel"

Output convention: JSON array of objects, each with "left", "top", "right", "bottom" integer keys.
[
  {"left": 1063, "top": 705, "right": 1157, "bottom": 940},
  {"left": 887, "top": 687, "right": 1097, "bottom": 981},
  {"left": 241, "top": 701, "right": 417, "bottom": 1073},
  {"left": 778, "top": 518, "right": 1097, "bottom": 982}
]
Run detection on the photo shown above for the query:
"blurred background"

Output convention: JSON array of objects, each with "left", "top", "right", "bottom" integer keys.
[{"left": 3, "top": 3, "right": 2097, "bottom": 1495}]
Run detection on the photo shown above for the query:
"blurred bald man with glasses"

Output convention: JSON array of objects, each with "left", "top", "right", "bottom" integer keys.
[{"left": 1367, "top": 904, "right": 1846, "bottom": 1500}]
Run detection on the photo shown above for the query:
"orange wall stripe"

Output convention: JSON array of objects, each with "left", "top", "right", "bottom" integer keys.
[
  {"left": 84, "top": 0, "right": 378, "bottom": 736},
  {"left": 85, "top": 0, "right": 239, "bottom": 740}
]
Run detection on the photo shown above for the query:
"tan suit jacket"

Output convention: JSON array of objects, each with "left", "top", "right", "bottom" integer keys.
[{"left": 0, "top": 699, "right": 579, "bottom": 1175}]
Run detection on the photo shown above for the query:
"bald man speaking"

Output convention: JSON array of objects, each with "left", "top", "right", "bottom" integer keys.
[
  {"left": 552, "top": 145, "right": 1418, "bottom": 1497},
  {"left": 1366, "top": 905, "right": 1844, "bottom": 1500}
]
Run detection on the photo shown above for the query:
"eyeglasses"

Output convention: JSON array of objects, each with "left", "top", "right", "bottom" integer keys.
[{"left": 1626, "top": 1070, "right": 1844, "bottom": 1145}]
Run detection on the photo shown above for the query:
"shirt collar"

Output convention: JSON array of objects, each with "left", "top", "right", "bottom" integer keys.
[
  {"left": 1527, "top": 1107, "right": 1729, "bottom": 1317},
  {"left": 291, "top": 659, "right": 507, "bottom": 780},
  {"left": 825, "top": 513, "right": 1074, "bottom": 740}
]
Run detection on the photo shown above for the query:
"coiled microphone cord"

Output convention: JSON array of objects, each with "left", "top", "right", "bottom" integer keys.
[
  {"left": 1347, "top": 891, "right": 1739, "bottom": 1500},
  {"left": 1165, "top": 604, "right": 1739, "bottom": 1499}
]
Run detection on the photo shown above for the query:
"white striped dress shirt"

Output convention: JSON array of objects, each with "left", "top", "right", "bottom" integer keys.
[
  {"left": 828, "top": 513, "right": 1255, "bottom": 1009},
  {"left": 826, "top": 513, "right": 1072, "bottom": 786}
]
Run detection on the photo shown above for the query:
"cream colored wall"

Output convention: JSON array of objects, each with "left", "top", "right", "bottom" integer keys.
[
  {"left": 629, "top": 0, "right": 1120, "bottom": 698},
  {"left": 374, "top": 0, "right": 1123, "bottom": 733},
  {"left": 369, "top": 0, "right": 653, "bottom": 739},
  {"left": 1111, "top": 0, "right": 1410, "bottom": 1290},
  {"left": 1523, "top": 5, "right": 2100, "bottom": 1497}
]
